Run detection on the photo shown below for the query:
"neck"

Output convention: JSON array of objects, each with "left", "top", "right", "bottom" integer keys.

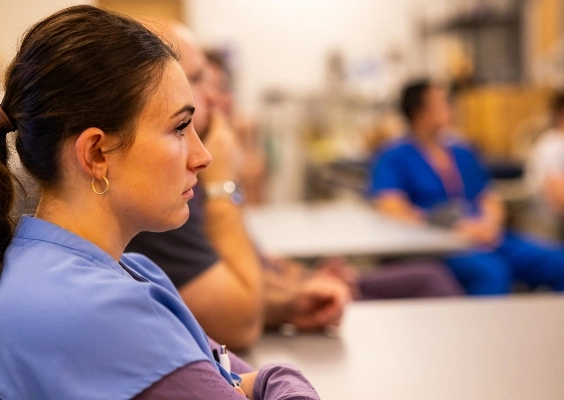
[
  {"left": 35, "top": 191, "right": 129, "bottom": 261},
  {"left": 411, "top": 125, "right": 441, "bottom": 148}
]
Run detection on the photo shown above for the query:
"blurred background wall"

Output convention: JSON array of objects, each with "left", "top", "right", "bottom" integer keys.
[
  {"left": 189, "top": 0, "right": 451, "bottom": 114},
  {"left": 1, "top": 0, "right": 563, "bottom": 205},
  {"left": 0, "top": 0, "right": 91, "bottom": 78}
]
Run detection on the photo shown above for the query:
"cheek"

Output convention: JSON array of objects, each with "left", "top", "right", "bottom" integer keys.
[
  {"left": 130, "top": 142, "right": 186, "bottom": 190},
  {"left": 157, "top": 143, "right": 188, "bottom": 180},
  {"left": 441, "top": 107, "right": 453, "bottom": 123}
]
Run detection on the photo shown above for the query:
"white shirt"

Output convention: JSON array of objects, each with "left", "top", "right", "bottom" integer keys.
[{"left": 526, "top": 129, "right": 564, "bottom": 195}]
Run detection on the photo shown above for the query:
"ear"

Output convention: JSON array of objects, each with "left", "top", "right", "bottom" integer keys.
[{"left": 74, "top": 128, "right": 110, "bottom": 180}]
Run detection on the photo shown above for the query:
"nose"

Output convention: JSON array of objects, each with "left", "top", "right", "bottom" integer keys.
[{"left": 187, "top": 129, "right": 212, "bottom": 172}]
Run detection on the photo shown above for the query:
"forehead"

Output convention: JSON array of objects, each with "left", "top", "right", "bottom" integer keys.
[
  {"left": 173, "top": 30, "right": 206, "bottom": 78},
  {"left": 140, "top": 60, "right": 193, "bottom": 121},
  {"left": 424, "top": 87, "right": 448, "bottom": 105}
]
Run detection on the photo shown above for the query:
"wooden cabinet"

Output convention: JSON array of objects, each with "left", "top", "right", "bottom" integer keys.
[
  {"left": 97, "top": 0, "right": 185, "bottom": 22},
  {"left": 456, "top": 86, "right": 553, "bottom": 158}
]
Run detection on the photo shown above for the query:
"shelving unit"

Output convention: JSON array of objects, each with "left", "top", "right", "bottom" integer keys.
[{"left": 422, "top": 3, "right": 524, "bottom": 84}]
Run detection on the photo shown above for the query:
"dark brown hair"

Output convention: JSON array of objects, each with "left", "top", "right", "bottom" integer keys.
[
  {"left": 553, "top": 91, "right": 564, "bottom": 119},
  {"left": 400, "top": 79, "right": 432, "bottom": 123},
  {"left": 0, "top": 5, "right": 178, "bottom": 268}
]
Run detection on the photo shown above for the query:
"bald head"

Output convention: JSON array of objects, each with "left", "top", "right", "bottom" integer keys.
[{"left": 139, "top": 18, "right": 211, "bottom": 134}]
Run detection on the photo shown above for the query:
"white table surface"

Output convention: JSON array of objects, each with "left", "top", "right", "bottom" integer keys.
[
  {"left": 244, "top": 201, "right": 469, "bottom": 258},
  {"left": 242, "top": 295, "right": 564, "bottom": 400}
]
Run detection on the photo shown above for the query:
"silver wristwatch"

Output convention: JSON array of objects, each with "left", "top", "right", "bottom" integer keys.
[{"left": 204, "top": 181, "right": 243, "bottom": 205}]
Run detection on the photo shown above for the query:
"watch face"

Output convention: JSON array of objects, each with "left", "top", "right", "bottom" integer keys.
[
  {"left": 223, "top": 181, "right": 237, "bottom": 194},
  {"left": 205, "top": 181, "right": 244, "bottom": 205}
]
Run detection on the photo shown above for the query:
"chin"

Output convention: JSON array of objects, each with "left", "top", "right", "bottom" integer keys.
[
  {"left": 151, "top": 207, "right": 190, "bottom": 233},
  {"left": 170, "top": 209, "right": 191, "bottom": 230}
]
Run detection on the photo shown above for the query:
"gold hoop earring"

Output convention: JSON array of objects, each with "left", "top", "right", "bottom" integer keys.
[{"left": 91, "top": 176, "right": 109, "bottom": 195}]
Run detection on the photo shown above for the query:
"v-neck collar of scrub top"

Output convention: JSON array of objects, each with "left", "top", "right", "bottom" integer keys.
[
  {"left": 14, "top": 215, "right": 129, "bottom": 278},
  {"left": 2, "top": 216, "right": 240, "bottom": 399},
  {"left": 406, "top": 136, "right": 466, "bottom": 199}
]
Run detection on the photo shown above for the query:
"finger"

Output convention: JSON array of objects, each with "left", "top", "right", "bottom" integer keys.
[
  {"left": 309, "top": 295, "right": 346, "bottom": 326},
  {"left": 312, "top": 280, "right": 353, "bottom": 306},
  {"left": 289, "top": 293, "right": 345, "bottom": 330},
  {"left": 204, "top": 108, "right": 229, "bottom": 143}
]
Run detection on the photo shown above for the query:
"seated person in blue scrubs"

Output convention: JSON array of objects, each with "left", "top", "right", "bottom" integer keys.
[
  {"left": 0, "top": 6, "right": 319, "bottom": 399},
  {"left": 367, "top": 79, "right": 564, "bottom": 295}
]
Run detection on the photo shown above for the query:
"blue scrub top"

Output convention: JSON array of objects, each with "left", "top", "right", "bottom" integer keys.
[
  {"left": 366, "top": 137, "right": 490, "bottom": 214},
  {"left": 0, "top": 216, "right": 227, "bottom": 399}
]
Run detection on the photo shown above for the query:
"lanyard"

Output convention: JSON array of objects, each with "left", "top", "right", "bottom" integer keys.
[{"left": 417, "top": 142, "right": 465, "bottom": 199}]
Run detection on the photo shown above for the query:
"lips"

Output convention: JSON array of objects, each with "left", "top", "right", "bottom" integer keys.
[
  {"left": 181, "top": 187, "right": 195, "bottom": 200},
  {"left": 182, "top": 180, "right": 198, "bottom": 198}
]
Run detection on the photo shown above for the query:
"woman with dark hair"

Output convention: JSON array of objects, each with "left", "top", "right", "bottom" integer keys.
[{"left": 0, "top": 5, "right": 318, "bottom": 399}]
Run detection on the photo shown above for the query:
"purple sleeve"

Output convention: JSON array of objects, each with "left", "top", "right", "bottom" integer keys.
[
  {"left": 132, "top": 361, "right": 247, "bottom": 400},
  {"left": 208, "top": 336, "right": 255, "bottom": 373},
  {"left": 253, "top": 363, "right": 320, "bottom": 400},
  {"left": 133, "top": 361, "right": 320, "bottom": 400}
]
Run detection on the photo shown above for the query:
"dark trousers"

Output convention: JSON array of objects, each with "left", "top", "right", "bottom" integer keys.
[{"left": 358, "top": 262, "right": 464, "bottom": 299}]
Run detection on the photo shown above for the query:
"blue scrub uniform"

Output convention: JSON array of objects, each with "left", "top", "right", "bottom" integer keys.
[
  {"left": 0, "top": 216, "right": 235, "bottom": 399},
  {"left": 367, "top": 138, "right": 564, "bottom": 295}
]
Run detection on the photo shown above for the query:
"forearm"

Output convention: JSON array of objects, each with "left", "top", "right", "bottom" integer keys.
[
  {"left": 478, "top": 192, "right": 505, "bottom": 227},
  {"left": 373, "top": 192, "right": 426, "bottom": 224},
  {"left": 204, "top": 198, "right": 263, "bottom": 294},
  {"left": 454, "top": 191, "right": 505, "bottom": 246},
  {"left": 202, "top": 198, "right": 265, "bottom": 347},
  {"left": 262, "top": 267, "right": 300, "bottom": 328},
  {"left": 179, "top": 262, "right": 263, "bottom": 350}
]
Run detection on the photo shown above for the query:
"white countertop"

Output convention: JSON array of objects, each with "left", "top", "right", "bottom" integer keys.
[
  {"left": 243, "top": 294, "right": 564, "bottom": 400},
  {"left": 244, "top": 201, "right": 469, "bottom": 258}
]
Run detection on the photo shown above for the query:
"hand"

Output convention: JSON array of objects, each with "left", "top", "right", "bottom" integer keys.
[
  {"left": 239, "top": 371, "right": 258, "bottom": 399},
  {"left": 454, "top": 217, "right": 502, "bottom": 247},
  {"left": 314, "top": 257, "right": 359, "bottom": 286},
  {"left": 314, "top": 257, "right": 361, "bottom": 299},
  {"left": 288, "top": 275, "right": 352, "bottom": 331},
  {"left": 266, "top": 257, "right": 307, "bottom": 283},
  {"left": 200, "top": 109, "right": 244, "bottom": 184}
]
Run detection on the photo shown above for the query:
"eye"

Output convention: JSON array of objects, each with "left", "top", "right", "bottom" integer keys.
[{"left": 174, "top": 119, "right": 192, "bottom": 136}]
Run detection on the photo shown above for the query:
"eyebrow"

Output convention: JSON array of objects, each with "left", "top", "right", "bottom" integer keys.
[{"left": 170, "top": 105, "right": 196, "bottom": 119}]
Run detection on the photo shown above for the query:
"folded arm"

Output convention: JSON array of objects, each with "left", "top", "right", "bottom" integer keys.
[
  {"left": 262, "top": 258, "right": 351, "bottom": 330},
  {"left": 453, "top": 190, "right": 505, "bottom": 247},
  {"left": 134, "top": 361, "right": 320, "bottom": 400},
  {"left": 373, "top": 190, "right": 426, "bottom": 224},
  {"left": 190, "top": 110, "right": 264, "bottom": 351}
]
